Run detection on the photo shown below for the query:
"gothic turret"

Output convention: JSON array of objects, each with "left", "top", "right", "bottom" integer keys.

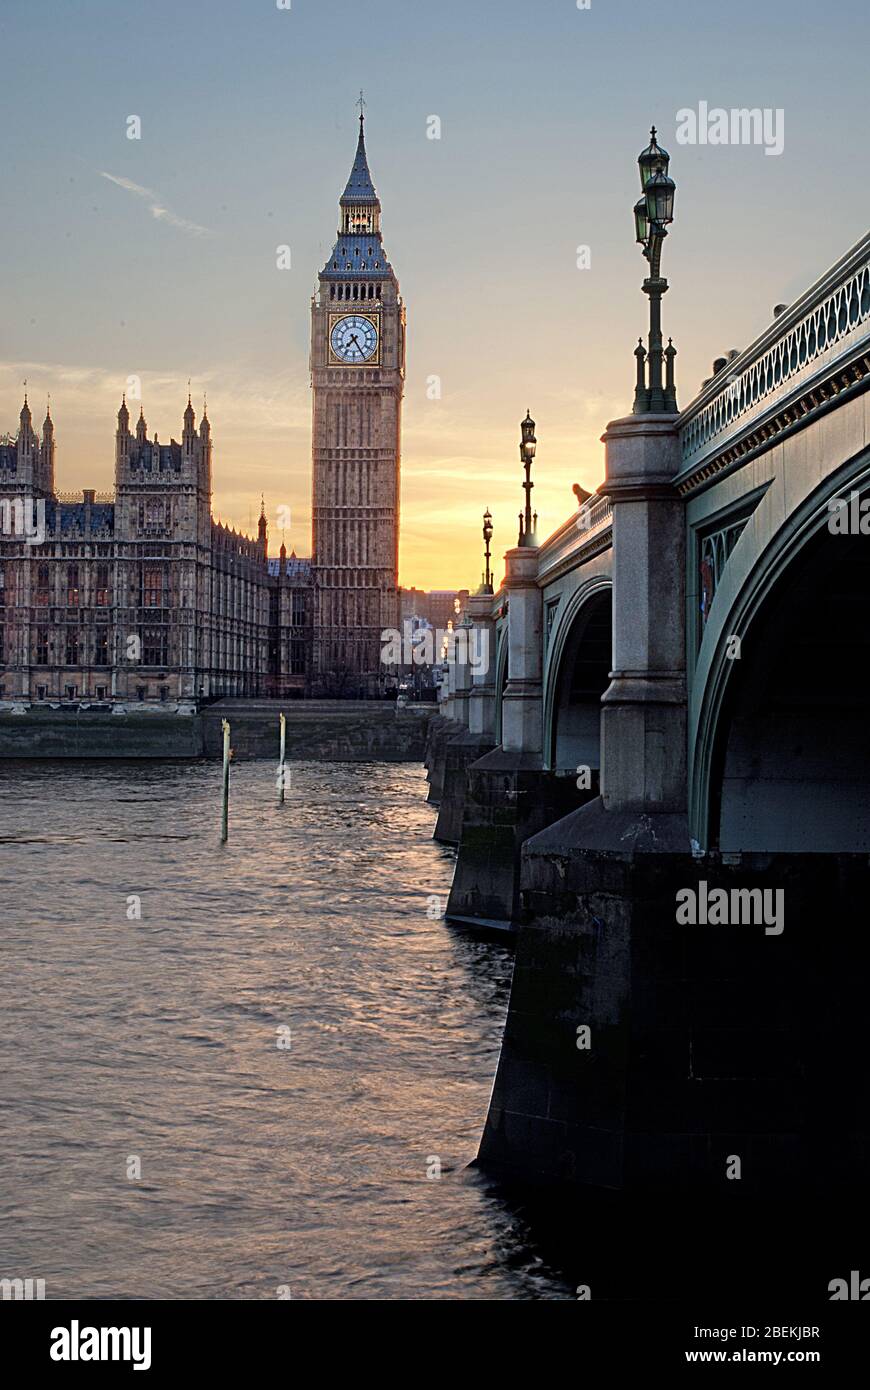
[
  {"left": 258, "top": 496, "right": 268, "bottom": 556},
  {"left": 136, "top": 405, "right": 148, "bottom": 444},
  {"left": 183, "top": 393, "right": 196, "bottom": 456},
  {"left": 17, "top": 392, "right": 35, "bottom": 456},
  {"left": 8, "top": 389, "right": 56, "bottom": 496},
  {"left": 14, "top": 389, "right": 39, "bottom": 493},
  {"left": 39, "top": 399, "right": 55, "bottom": 494},
  {"left": 198, "top": 398, "right": 212, "bottom": 505},
  {"left": 115, "top": 394, "right": 131, "bottom": 470}
]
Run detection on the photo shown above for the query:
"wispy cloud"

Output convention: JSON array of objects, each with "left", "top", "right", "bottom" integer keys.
[{"left": 99, "top": 171, "right": 213, "bottom": 238}]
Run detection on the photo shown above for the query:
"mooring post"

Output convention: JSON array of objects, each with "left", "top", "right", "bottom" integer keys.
[
  {"left": 221, "top": 718, "right": 230, "bottom": 842},
  {"left": 278, "top": 711, "right": 286, "bottom": 803}
]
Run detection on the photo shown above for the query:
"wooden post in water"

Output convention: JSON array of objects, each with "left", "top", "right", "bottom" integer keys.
[
  {"left": 278, "top": 712, "right": 287, "bottom": 804},
  {"left": 221, "top": 718, "right": 230, "bottom": 842}
]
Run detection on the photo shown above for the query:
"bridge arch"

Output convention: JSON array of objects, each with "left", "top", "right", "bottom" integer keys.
[
  {"left": 692, "top": 450, "right": 870, "bottom": 850},
  {"left": 543, "top": 577, "right": 613, "bottom": 773}
]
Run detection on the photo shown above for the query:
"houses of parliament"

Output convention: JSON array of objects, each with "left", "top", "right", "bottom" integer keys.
[{"left": 0, "top": 113, "right": 412, "bottom": 706}]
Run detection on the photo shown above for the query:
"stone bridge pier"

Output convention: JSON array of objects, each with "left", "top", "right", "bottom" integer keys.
[
  {"left": 477, "top": 409, "right": 704, "bottom": 1184},
  {"left": 433, "top": 601, "right": 496, "bottom": 843},
  {"left": 443, "top": 543, "right": 584, "bottom": 929}
]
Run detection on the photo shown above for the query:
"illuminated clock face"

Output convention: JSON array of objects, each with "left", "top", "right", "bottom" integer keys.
[{"left": 330, "top": 314, "right": 378, "bottom": 364}]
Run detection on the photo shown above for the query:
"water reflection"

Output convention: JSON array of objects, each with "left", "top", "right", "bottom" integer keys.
[{"left": 0, "top": 759, "right": 573, "bottom": 1300}]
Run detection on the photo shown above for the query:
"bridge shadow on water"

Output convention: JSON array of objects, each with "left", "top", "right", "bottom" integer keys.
[{"left": 470, "top": 1172, "right": 867, "bottom": 1304}]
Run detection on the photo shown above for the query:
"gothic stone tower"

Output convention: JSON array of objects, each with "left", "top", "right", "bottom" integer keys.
[
  {"left": 113, "top": 394, "right": 212, "bottom": 701},
  {"left": 310, "top": 111, "right": 405, "bottom": 696}
]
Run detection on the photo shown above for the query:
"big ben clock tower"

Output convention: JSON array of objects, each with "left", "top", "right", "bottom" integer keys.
[{"left": 310, "top": 107, "right": 405, "bottom": 696}]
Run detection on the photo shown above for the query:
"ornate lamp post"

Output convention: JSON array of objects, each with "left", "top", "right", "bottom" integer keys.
[
  {"left": 633, "top": 127, "right": 677, "bottom": 414},
  {"left": 517, "top": 410, "right": 538, "bottom": 546},
  {"left": 481, "top": 508, "right": 494, "bottom": 592}
]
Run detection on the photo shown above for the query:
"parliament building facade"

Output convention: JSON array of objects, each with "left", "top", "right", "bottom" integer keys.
[{"left": 0, "top": 115, "right": 415, "bottom": 708}]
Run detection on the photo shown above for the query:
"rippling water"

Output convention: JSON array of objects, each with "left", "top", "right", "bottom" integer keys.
[{"left": 0, "top": 759, "right": 573, "bottom": 1300}]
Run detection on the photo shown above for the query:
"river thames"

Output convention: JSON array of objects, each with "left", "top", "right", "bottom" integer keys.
[{"left": 0, "top": 759, "right": 574, "bottom": 1300}]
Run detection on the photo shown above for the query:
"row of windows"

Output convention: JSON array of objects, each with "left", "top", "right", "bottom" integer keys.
[
  {"left": 341, "top": 213, "right": 377, "bottom": 233},
  {"left": 1, "top": 569, "right": 305, "bottom": 641},
  {"left": 22, "top": 564, "right": 163, "bottom": 607},
  {"left": 33, "top": 563, "right": 111, "bottom": 607},
  {"left": 24, "top": 628, "right": 169, "bottom": 666},
  {"left": 335, "top": 245, "right": 381, "bottom": 265},
  {"left": 0, "top": 565, "right": 149, "bottom": 607},
  {"left": 329, "top": 283, "right": 379, "bottom": 301},
  {"left": 16, "top": 546, "right": 115, "bottom": 557},
  {"left": 34, "top": 630, "right": 109, "bottom": 665},
  {"left": 139, "top": 500, "right": 172, "bottom": 530},
  {"left": 30, "top": 683, "right": 169, "bottom": 703}
]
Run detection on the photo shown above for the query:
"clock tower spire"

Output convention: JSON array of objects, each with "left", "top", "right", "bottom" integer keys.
[{"left": 309, "top": 107, "right": 406, "bottom": 696}]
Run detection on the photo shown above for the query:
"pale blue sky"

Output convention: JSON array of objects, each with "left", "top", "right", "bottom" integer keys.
[{"left": 1, "top": 0, "right": 867, "bottom": 585}]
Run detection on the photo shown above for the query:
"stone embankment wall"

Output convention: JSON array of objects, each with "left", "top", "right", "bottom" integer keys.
[
  {"left": 201, "top": 701, "right": 432, "bottom": 761},
  {"left": 0, "top": 701, "right": 433, "bottom": 761},
  {"left": 0, "top": 709, "right": 204, "bottom": 758}
]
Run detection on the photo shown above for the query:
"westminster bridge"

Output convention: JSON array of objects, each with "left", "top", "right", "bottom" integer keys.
[{"left": 429, "top": 225, "right": 870, "bottom": 1195}]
